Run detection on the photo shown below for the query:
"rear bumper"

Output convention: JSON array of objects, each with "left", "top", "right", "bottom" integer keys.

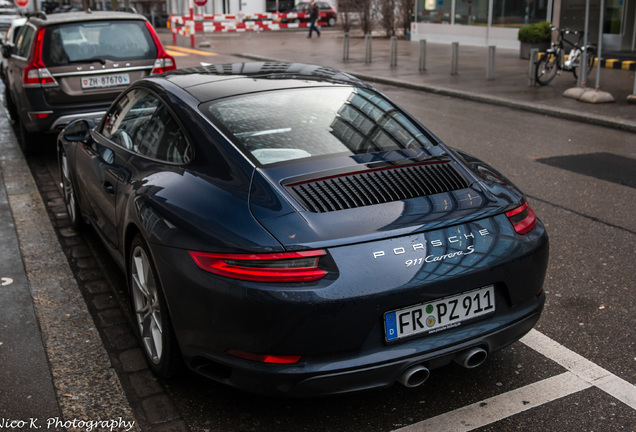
[
  {"left": 19, "top": 88, "right": 110, "bottom": 133},
  {"left": 149, "top": 213, "right": 548, "bottom": 396},
  {"left": 189, "top": 294, "right": 544, "bottom": 397}
]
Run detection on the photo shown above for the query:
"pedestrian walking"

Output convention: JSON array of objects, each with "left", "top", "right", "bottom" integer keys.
[{"left": 307, "top": 0, "right": 321, "bottom": 38}]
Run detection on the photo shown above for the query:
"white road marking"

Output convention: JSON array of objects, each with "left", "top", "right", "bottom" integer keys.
[
  {"left": 521, "top": 329, "right": 636, "bottom": 410},
  {"left": 393, "top": 329, "right": 636, "bottom": 431},
  {"left": 394, "top": 372, "right": 590, "bottom": 432}
]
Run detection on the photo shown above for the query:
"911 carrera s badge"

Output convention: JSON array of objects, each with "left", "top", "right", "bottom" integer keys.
[{"left": 372, "top": 229, "right": 490, "bottom": 260}]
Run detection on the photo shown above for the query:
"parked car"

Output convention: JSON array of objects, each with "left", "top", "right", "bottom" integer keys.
[
  {"left": 2, "top": 11, "right": 176, "bottom": 154},
  {"left": 287, "top": 1, "right": 337, "bottom": 27},
  {"left": 0, "top": 16, "right": 26, "bottom": 84},
  {"left": 57, "top": 62, "right": 548, "bottom": 397},
  {"left": 0, "top": 2, "right": 20, "bottom": 38}
]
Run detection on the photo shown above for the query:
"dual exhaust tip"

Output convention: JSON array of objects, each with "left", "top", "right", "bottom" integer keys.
[{"left": 397, "top": 347, "right": 488, "bottom": 388}]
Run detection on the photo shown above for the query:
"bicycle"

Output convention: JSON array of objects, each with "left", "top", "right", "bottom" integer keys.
[{"left": 535, "top": 26, "right": 596, "bottom": 86}]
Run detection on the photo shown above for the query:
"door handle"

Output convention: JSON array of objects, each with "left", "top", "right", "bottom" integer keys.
[{"left": 103, "top": 182, "right": 115, "bottom": 194}]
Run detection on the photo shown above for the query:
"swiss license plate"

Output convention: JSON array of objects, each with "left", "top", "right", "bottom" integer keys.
[
  {"left": 384, "top": 286, "right": 495, "bottom": 342},
  {"left": 81, "top": 73, "right": 130, "bottom": 89}
]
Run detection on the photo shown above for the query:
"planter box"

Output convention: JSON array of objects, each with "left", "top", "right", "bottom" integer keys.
[{"left": 519, "top": 42, "right": 550, "bottom": 59}]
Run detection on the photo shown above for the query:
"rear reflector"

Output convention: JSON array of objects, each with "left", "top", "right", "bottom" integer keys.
[
  {"left": 227, "top": 349, "right": 301, "bottom": 364},
  {"left": 188, "top": 249, "right": 328, "bottom": 282},
  {"left": 505, "top": 202, "right": 537, "bottom": 235},
  {"left": 28, "top": 111, "right": 53, "bottom": 120}
]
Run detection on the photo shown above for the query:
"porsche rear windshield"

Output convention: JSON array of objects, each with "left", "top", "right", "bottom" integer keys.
[
  {"left": 43, "top": 20, "right": 156, "bottom": 66},
  {"left": 200, "top": 87, "right": 442, "bottom": 166}
]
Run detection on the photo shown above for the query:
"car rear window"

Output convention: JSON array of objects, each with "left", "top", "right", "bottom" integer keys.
[
  {"left": 201, "top": 86, "right": 440, "bottom": 166},
  {"left": 42, "top": 20, "right": 156, "bottom": 66}
]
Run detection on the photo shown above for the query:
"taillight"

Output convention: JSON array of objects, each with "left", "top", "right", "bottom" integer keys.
[
  {"left": 145, "top": 21, "right": 176, "bottom": 74},
  {"left": 506, "top": 202, "right": 537, "bottom": 235},
  {"left": 28, "top": 111, "right": 53, "bottom": 120},
  {"left": 23, "top": 28, "right": 57, "bottom": 87},
  {"left": 226, "top": 349, "right": 301, "bottom": 364},
  {"left": 188, "top": 249, "right": 328, "bottom": 282}
]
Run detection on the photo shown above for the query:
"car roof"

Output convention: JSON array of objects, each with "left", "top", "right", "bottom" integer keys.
[
  {"left": 27, "top": 10, "right": 148, "bottom": 27},
  {"left": 154, "top": 62, "right": 370, "bottom": 102}
]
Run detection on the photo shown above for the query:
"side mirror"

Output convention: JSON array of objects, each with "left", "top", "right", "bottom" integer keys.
[
  {"left": 1, "top": 44, "right": 11, "bottom": 59},
  {"left": 62, "top": 119, "right": 95, "bottom": 143}
]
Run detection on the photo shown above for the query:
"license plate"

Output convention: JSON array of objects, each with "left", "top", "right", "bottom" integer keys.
[
  {"left": 81, "top": 73, "right": 130, "bottom": 89},
  {"left": 384, "top": 286, "right": 495, "bottom": 342}
]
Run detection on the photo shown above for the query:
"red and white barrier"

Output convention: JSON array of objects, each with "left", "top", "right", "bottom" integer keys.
[{"left": 169, "top": 12, "right": 310, "bottom": 47}]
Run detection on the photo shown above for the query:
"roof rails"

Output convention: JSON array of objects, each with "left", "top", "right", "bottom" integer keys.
[{"left": 28, "top": 11, "right": 47, "bottom": 19}]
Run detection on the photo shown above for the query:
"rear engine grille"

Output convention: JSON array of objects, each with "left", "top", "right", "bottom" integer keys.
[{"left": 286, "top": 162, "right": 469, "bottom": 213}]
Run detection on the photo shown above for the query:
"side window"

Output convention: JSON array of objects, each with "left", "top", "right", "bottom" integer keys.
[
  {"left": 101, "top": 88, "right": 158, "bottom": 151},
  {"left": 101, "top": 88, "right": 192, "bottom": 164},
  {"left": 15, "top": 25, "right": 35, "bottom": 58},
  {"left": 137, "top": 105, "right": 192, "bottom": 164}
]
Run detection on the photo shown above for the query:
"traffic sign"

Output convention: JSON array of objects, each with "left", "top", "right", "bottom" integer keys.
[
  {"left": 194, "top": 0, "right": 207, "bottom": 6},
  {"left": 15, "top": 0, "right": 29, "bottom": 8}
]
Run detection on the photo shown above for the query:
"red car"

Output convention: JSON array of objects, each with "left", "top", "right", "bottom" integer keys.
[{"left": 289, "top": 1, "right": 337, "bottom": 27}]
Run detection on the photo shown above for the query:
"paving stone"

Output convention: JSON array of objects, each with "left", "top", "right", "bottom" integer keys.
[
  {"left": 148, "top": 420, "right": 190, "bottom": 432},
  {"left": 97, "top": 308, "right": 128, "bottom": 327},
  {"left": 76, "top": 257, "right": 97, "bottom": 269},
  {"left": 71, "top": 244, "right": 92, "bottom": 259},
  {"left": 93, "top": 294, "right": 117, "bottom": 310},
  {"left": 142, "top": 395, "right": 180, "bottom": 424},
  {"left": 104, "top": 325, "right": 138, "bottom": 350},
  {"left": 129, "top": 370, "right": 163, "bottom": 398},
  {"left": 85, "top": 280, "right": 110, "bottom": 295},
  {"left": 120, "top": 348, "right": 149, "bottom": 373},
  {"left": 77, "top": 268, "right": 102, "bottom": 282}
]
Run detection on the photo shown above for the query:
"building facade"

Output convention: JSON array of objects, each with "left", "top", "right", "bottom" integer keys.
[{"left": 411, "top": 0, "right": 635, "bottom": 53}]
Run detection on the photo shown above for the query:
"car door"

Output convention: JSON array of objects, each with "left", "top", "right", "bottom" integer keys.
[
  {"left": 78, "top": 86, "right": 192, "bottom": 249},
  {"left": 74, "top": 88, "right": 159, "bottom": 249}
]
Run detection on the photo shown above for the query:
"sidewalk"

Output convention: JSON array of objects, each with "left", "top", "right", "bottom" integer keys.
[
  {"left": 163, "top": 28, "right": 636, "bottom": 132},
  {"left": 0, "top": 96, "right": 138, "bottom": 430}
]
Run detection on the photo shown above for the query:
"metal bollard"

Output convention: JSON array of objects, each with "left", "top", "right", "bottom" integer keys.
[
  {"left": 365, "top": 34, "right": 372, "bottom": 64},
  {"left": 577, "top": 48, "right": 587, "bottom": 87},
  {"left": 343, "top": 32, "right": 350, "bottom": 61},
  {"left": 451, "top": 42, "right": 459, "bottom": 75},
  {"left": 390, "top": 36, "right": 398, "bottom": 67},
  {"left": 528, "top": 48, "right": 539, "bottom": 86},
  {"left": 419, "top": 39, "right": 427, "bottom": 71},
  {"left": 486, "top": 45, "right": 496, "bottom": 80}
]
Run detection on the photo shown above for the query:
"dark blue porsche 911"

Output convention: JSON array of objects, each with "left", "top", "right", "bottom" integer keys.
[{"left": 57, "top": 62, "right": 548, "bottom": 397}]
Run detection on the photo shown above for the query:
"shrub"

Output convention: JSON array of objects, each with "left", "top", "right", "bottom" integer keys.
[{"left": 518, "top": 22, "right": 552, "bottom": 43}]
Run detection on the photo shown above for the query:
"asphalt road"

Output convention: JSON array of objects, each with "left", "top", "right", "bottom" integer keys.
[{"left": 24, "top": 66, "right": 636, "bottom": 431}]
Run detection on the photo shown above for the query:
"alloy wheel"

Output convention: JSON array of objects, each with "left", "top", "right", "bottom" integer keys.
[{"left": 131, "top": 245, "right": 164, "bottom": 365}]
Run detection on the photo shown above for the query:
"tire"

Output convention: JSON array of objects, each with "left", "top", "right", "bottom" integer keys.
[
  {"left": 535, "top": 52, "right": 559, "bottom": 86},
  {"left": 4, "top": 86, "right": 18, "bottom": 123},
  {"left": 129, "top": 235, "right": 180, "bottom": 377},
  {"left": 59, "top": 148, "right": 84, "bottom": 230},
  {"left": 17, "top": 120, "right": 38, "bottom": 156},
  {"left": 573, "top": 47, "right": 595, "bottom": 80},
  {"left": 328, "top": 17, "right": 336, "bottom": 27}
]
